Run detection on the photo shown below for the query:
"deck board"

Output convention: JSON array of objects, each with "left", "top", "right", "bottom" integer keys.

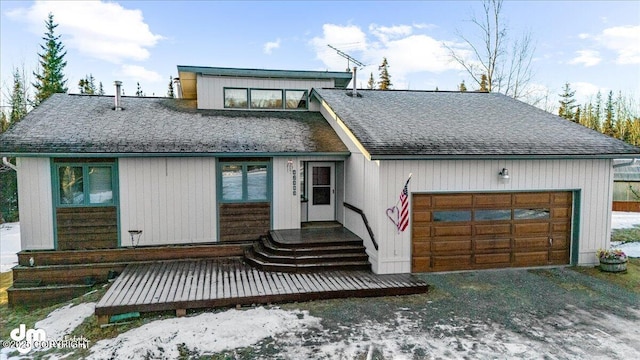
[{"left": 95, "top": 258, "right": 430, "bottom": 319}]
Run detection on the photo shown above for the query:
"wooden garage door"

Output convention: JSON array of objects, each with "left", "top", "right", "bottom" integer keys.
[{"left": 412, "top": 192, "right": 572, "bottom": 272}]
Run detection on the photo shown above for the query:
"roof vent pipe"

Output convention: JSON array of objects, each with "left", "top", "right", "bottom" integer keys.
[
  {"left": 173, "top": 78, "right": 182, "bottom": 99},
  {"left": 352, "top": 66, "right": 357, "bottom": 97},
  {"left": 114, "top": 81, "right": 122, "bottom": 110}
]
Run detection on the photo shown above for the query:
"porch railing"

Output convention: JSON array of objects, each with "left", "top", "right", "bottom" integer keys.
[{"left": 343, "top": 202, "right": 378, "bottom": 251}]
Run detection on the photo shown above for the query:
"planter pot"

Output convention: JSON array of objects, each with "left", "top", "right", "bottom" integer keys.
[{"left": 599, "top": 258, "right": 628, "bottom": 273}]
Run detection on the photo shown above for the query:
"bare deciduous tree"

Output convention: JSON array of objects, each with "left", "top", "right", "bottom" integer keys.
[{"left": 447, "top": 0, "right": 536, "bottom": 102}]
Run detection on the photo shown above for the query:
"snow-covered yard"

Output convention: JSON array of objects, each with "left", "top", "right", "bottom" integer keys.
[{"left": 0, "top": 223, "right": 20, "bottom": 273}]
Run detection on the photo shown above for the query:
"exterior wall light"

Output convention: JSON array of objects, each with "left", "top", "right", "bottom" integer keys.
[{"left": 499, "top": 168, "right": 510, "bottom": 180}]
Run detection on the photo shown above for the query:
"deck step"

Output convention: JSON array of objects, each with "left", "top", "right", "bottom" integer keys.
[
  {"left": 7, "top": 284, "right": 94, "bottom": 308},
  {"left": 11, "top": 262, "right": 134, "bottom": 285},
  {"left": 244, "top": 251, "right": 371, "bottom": 272},
  {"left": 261, "top": 236, "right": 367, "bottom": 256},
  {"left": 244, "top": 228, "right": 372, "bottom": 273}
]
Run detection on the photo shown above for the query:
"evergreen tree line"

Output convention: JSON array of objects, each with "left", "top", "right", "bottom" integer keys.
[{"left": 558, "top": 83, "right": 640, "bottom": 146}]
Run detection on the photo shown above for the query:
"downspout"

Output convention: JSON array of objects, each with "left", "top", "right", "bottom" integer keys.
[{"left": 2, "top": 157, "right": 17, "bottom": 171}]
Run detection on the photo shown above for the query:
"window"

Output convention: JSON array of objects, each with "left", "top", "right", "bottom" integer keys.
[
  {"left": 250, "top": 89, "right": 282, "bottom": 109},
  {"left": 224, "top": 88, "right": 248, "bottom": 108},
  {"left": 219, "top": 161, "right": 270, "bottom": 202},
  {"left": 285, "top": 90, "right": 308, "bottom": 109},
  {"left": 433, "top": 211, "right": 472, "bottom": 222},
  {"left": 55, "top": 162, "right": 116, "bottom": 206},
  {"left": 223, "top": 88, "right": 308, "bottom": 110}
]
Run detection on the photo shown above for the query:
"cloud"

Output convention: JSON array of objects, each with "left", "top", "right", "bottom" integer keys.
[
  {"left": 7, "top": 0, "right": 163, "bottom": 63},
  {"left": 568, "top": 50, "right": 601, "bottom": 67},
  {"left": 369, "top": 24, "right": 413, "bottom": 43},
  {"left": 310, "top": 24, "right": 368, "bottom": 72},
  {"left": 263, "top": 39, "right": 281, "bottom": 55},
  {"left": 572, "top": 81, "right": 605, "bottom": 104},
  {"left": 600, "top": 25, "right": 640, "bottom": 64},
  {"left": 310, "top": 23, "right": 461, "bottom": 89},
  {"left": 119, "top": 65, "right": 162, "bottom": 83}
]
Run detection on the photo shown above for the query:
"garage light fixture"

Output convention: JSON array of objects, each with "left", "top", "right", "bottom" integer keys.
[{"left": 499, "top": 168, "right": 510, "bottom": 180}]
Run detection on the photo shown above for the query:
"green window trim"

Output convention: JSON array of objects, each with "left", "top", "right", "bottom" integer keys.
[
  {"left": 52, "top": 162, "right": 118, "bottom": 207},
  {"left": 217, "top": 160, "right": 272, "bottom": 203}
]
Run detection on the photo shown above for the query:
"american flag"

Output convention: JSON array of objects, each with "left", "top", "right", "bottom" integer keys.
[{"left": 398, "top": 176, "right": 411, "bottom": 232}]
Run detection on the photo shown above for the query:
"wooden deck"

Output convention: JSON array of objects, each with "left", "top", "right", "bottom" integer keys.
[{"left": 95, "top": 258, "right": 429, "bottom": 323}]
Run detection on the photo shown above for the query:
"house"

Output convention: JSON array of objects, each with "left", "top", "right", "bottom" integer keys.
[
  {"left": 612, "top": 159, "right": 640, "bottom": 212},
  {"left": 1, "top": 65, "right": 638, "bottom": 281}
]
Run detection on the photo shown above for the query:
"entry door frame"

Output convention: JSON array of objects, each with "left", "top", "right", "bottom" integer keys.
[{"left": 307, "top": 162, "right": 335, "bottom": 221}]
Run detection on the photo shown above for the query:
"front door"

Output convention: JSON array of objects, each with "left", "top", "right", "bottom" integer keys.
[{"left": 307, "top": 162, "right": 335, "bottom": 221}]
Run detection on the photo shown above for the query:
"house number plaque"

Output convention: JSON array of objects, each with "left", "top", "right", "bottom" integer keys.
[{"left": 292, "top": 170, "right": 297, "bottom": 196}]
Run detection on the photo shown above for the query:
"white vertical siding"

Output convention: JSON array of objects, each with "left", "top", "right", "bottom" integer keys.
[
  {"left": 119, "top": 158, "right": 217, "bottom": 246},
  {"left": 342, "top": 154, "right": 381, "bottom": 268},
  {"left": 272, "top": 157, "right": 299, "bottom": 230},
  {"left": 197, "top": 75, "right": 334, "bottom": 109},
  {"left": 273, "top": 155, "right": 349, "bottom": 230},
  {"left": 375, "top": 159, "right": 613, "bottom": 274},
  {"left": 16, "top": 158, "right": 54, "bottom": 250}
]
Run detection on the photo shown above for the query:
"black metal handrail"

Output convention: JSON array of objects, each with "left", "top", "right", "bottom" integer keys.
[{"left": 343, "top": 202, "right": 378, "bottom": 251}]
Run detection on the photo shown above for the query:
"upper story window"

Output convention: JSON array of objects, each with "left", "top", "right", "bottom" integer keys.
[
  {"left": 285, "top": 90, "right": 307, "bottom": 109},
  {"left": 224, "top": 88, "right": 248, "bottom": 108},
  {"left": 224, "top": 87, "right": 308, "bottom": 110},
  {"left": 251, "top": 89, "right": 282, "bottom": 109}
]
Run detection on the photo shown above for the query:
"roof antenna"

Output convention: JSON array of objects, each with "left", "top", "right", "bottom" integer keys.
[{"left": 328, "top": 44, "right": 365, "bottom": 97}]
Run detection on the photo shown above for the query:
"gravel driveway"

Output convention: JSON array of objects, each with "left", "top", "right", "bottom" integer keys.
[{"left": 258, "top": 266, "right": 640, "bottom": 359}]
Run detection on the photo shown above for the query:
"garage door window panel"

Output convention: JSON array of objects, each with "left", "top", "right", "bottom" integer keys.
[
  {"left": 514, "top": 208, "right": 550, "bottom": 220},
  {"left": 475, "top": 209, "right": 511, "bottom": 221},
  {"left": 433, "top": 210, "right": 471, "bottom": 222}
]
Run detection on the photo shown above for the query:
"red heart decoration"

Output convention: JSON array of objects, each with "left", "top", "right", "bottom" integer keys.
[{"left": 386, "top": 206, "right": 400, "bottom": 229}]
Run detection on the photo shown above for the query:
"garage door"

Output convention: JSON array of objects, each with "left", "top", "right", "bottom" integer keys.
[{"left": 412, "top": 192, "right": 572, "bottom": 272}]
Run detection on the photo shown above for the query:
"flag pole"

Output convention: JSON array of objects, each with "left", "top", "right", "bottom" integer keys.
[{"left": 394, "top": 173, "right": 413, "bottom": 207}]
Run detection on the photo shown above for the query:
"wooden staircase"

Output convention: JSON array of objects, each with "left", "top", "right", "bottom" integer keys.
[{"left": 244, "top": 228, "right": 371, "bottom": 272}]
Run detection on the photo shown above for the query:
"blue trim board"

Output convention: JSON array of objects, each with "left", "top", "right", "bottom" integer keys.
[{"left": 571, "top": 190, "right": 581, "bottom": 265}]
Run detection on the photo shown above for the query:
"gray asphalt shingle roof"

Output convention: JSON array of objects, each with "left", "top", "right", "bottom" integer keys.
[
  {"left": 313, "top": 88, "right": 640, "bottom": 158},
  {"left": 0, "top": 94, "right": 349, "bottom": 155}
]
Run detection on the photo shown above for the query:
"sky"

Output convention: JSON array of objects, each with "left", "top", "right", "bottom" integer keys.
[{"left": 0, "top": 0, "right": 638, "bottom": 111}]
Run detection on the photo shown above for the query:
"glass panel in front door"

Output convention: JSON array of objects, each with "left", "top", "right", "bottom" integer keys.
[{"left": 312, "top": 166, "right": 331, "bottom": 205}]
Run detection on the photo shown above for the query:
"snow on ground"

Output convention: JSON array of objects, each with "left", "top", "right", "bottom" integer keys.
[
  {"left": 84, "top": 306, "right": 640, "bottom": 359},
  {"left": 34, "top": 303, "right": 96, "bottom": 340},
  {"left": 611, "top": 211, "right": 640, "bottom": 229},
  {"left": 87, "top": 307, "right": 321, "bottom": 359},
  {"left": 1, "top": 303, "right": 95, "bottom": 359},
  {"left": 611, "top": 211, "right": 640, "bottom": 257},
  {"left": 0, "top": 223, "right": 20, "bottom": 273}
]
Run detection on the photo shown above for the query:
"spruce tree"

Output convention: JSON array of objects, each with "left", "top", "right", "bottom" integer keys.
[
  {"left": 167, "top": 76, "right": 175, "bottom": 98},
  {"left": 0, "top": 112, "right": 9, "bottom": 133},
  {"left": 602, "top": 91, "right": 615, "bottom": 137},
  {"left": 558, "top": 82, "right": 576, "bottom": 120},
  {"left": 98, "top": 82, "right": 105, "bottom": 95},
  {"left": 479, "top": 74, "right": 489, "bottom": 92},
  {"left": 459, "top": 80, "right": 467, "bottom": 92},
  {"left": 377, "top": 58, "right": 391, "bottom": 90},
  {"left": 33, "top": 13, "right": 67, "bottom": 105},
  {"left": 9, "top": 68, "right": 29, "bottom": 123},
  {"left": 367, "top": 73, "right": 375, "bottom": 90},
  {"left": 136, "top": 82, "right": 144, "bottom": 96}
]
